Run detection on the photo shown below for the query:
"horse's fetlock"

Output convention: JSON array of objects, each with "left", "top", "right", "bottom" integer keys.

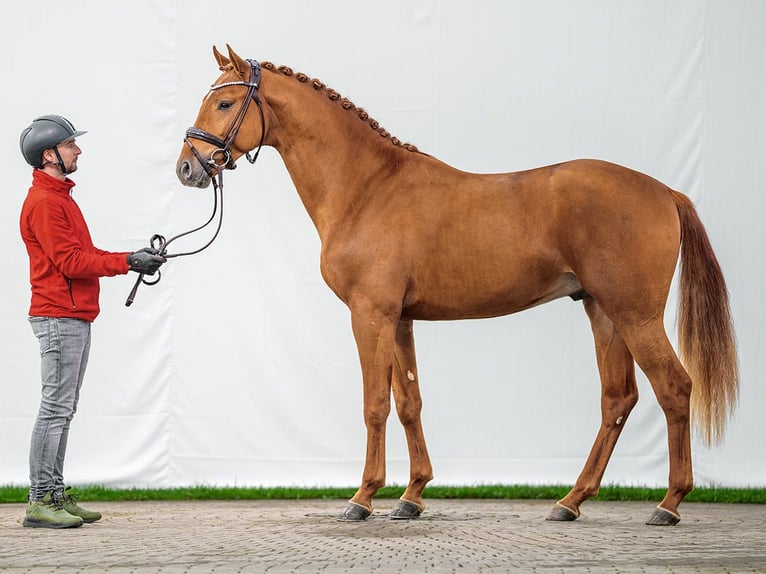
[
  {"left": 675, "top": 480, "right": 694, "bottom": 498},
  {"left": 362, "top": 478, "right": 385, "bottom": 493},
  {"left": 573, "top": 484, "right": 599, "bottom": 500}
]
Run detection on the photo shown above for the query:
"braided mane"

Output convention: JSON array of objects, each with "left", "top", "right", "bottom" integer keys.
[{"left": 261, "top": 62, "right": 420, "bottom": 153}]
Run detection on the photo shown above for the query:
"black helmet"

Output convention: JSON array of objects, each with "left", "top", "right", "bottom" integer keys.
[{"left": 19, "top": 115, "right": 87, "bottom": 168}]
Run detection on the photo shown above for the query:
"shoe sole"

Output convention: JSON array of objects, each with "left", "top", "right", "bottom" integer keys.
[
  {"left": 80, "top": 516, "right": 101, "bottom": 523},
  {"left": 64, "top": 510, "right": 101, "bottom": 523},
  {"left": 23, "top": 518, "right": 83, "bottom": 529}
]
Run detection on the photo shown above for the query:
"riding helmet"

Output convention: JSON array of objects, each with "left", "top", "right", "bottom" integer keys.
[{"left": 19, "top": 115, "right": 87, "bottom": 168}]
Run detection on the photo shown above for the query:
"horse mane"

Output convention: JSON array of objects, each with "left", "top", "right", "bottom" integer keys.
[{"left": 261, "top": 62, "right": 420, "bottom": 154}]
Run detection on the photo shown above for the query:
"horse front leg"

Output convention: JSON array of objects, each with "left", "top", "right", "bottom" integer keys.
[
  {"left": 390, "top": 319, "right": 433, "bottom": 519},
  {"left": 342, "top": 305, "right": 398, "bottom": 521}
]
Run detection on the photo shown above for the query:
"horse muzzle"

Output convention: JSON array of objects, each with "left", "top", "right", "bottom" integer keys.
[{"left": 176, "top": 156, "right": 212, "bottom": 189}]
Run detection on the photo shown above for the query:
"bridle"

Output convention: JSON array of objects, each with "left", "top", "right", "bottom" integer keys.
[
  {"left": 184, "top": 58, "right": 265, "bottom": 176},
  {"left": 125, "top": 58, "right": 266, "bottom": 306}
]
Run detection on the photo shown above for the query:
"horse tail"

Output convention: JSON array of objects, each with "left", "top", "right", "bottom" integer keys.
[{"left": 671, "top": 190, "right": 739, "bottom": 446}]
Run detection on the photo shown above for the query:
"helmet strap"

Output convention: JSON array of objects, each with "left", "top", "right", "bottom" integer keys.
[{"left": 52, "top": 145, "right": 70, "bottom": 175}]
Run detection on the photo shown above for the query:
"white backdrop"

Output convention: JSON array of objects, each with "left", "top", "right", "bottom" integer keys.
[{"left": 1, "top": 1, "right": 764, "bottom": 489}]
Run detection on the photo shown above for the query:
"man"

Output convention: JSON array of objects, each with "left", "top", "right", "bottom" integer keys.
[{"left": 18, "top": 114, "right": 166, "bottom": 528}]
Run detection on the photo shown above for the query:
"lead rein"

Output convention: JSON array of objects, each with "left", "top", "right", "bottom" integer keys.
[{"left": 124, "top": 169, "right": 224, "bottom": 307}]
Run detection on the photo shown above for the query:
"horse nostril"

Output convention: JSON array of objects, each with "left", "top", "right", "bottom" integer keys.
[{"left": 180, "top": 160, "right": 192, "bottom": 181}]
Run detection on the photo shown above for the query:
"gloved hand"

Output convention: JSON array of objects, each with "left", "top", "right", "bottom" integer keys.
[
  {"left": 128, "top": 249, "right": 166, "bottom": 275},
  {"left": 133, "top": 246, "right": 164, "bottom": 256}
]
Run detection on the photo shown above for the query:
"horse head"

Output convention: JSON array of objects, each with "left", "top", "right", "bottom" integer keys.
[{"left": 176, "top": 44, "right": 266, "bottom": 188}]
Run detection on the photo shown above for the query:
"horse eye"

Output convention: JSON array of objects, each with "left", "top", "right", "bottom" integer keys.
[{"left": 218, "top": 101, "right": 233, "bottom": 111}]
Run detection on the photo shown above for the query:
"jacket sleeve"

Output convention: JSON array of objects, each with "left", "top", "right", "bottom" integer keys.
[{"left": 26, "top": 199, "right": 130, "bottom": 278}]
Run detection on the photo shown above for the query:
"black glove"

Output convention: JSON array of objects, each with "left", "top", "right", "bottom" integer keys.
[
  {"left": 133, "top": 246, "right": 162, "bottom": 256},
  {"left": 128, "top": 249, "right": 166, "bottom": 275}
]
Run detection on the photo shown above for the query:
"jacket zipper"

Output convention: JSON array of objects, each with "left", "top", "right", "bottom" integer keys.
[{"left": 66, "top": 278, "right": 77, "bottom": 309}]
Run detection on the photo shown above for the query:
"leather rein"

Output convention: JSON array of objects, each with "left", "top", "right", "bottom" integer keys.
[{"left": 125, "top": 59, "right": 266, "bottom": 306}]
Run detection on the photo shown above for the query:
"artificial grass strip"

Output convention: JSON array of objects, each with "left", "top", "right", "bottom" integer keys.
[{"left": 1, "top": 484, "right": 763, "bottom": 504}]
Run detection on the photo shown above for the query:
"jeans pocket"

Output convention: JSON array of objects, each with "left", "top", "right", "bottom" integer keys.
[{"left": 29, "top": 317, "right": 56, "bottom": 356}]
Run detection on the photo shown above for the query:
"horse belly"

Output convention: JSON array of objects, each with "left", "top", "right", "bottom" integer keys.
[{"left": 402, "top": 263, "right": 582, "bottom": 321}]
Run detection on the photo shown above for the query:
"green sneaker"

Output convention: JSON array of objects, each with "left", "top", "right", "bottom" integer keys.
[
  {"left": 23, "top": 491, "right": 83, "bottom": 529},
  {"left": 57, "top": 487, "right": 102, "bottom": 523}
]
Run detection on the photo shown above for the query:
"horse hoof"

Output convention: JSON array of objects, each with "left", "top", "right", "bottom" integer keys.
[
  {"left": 340, "top": 502, "right": 372, "bottom": 521},
  {"left": 646, "top": 506, "right": 681, "bottom": 526},
  {"left": 545, "top": 502, "right": 580, "bottom": 521},
  {"left": 390, "top": 499, "right": 423, "bottom": 519}
]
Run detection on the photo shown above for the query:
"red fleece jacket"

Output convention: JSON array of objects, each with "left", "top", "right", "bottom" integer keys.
[{"left": 20, "top": 169, "right": 130, "bottom": 322}]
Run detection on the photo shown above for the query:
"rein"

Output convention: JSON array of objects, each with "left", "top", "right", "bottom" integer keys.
[{"left": 125, "top": 59, "right": 265, "bottom": 307}]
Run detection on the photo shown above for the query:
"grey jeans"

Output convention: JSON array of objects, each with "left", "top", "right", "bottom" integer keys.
[{"left": 28, "top": 317, "right": 91, "bottom": 501}]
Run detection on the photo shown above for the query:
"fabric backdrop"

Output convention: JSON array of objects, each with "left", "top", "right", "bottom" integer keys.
[{"left": 1, "top": 1, "right": 763, "bottom": 489}]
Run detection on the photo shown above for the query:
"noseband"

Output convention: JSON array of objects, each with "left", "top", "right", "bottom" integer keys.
[{"left": 125, "top": 59, "right": 266, "bottom": 307}]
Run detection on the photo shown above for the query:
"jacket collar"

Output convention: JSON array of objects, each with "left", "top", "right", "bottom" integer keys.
[{"left": 32, "top": 169, "right": 76, "bottom": 196}]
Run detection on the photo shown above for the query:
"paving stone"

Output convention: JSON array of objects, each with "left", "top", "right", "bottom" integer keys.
[{"left": 0, "top": 499, "right": 764, "bottom": 573}]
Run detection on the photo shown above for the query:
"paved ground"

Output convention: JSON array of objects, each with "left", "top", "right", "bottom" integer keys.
[{"left": 0, "top": 499, "right": 764, "bottom": 573}]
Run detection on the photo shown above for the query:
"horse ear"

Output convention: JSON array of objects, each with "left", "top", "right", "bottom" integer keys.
[
  {"left": 226, "top": 44, "right": 248, "bottom": 78},
  {"left": 213, "top": 46, "right": 230, "bottom": 70}
]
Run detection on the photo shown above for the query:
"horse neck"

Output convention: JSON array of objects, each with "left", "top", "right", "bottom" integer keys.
[{"left": 262, "top": 72, "right": 406, "bottom": 238}]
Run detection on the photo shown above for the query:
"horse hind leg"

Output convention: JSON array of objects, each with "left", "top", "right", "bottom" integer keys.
[
  {"left": 389, "top": 319, "right": 434, "bottom": 519},
  {"left": 547, "top": 297, "right": 639, "bottom": 522},
  {"left": 619, "top": 319, "right": 694, "bottom": 526}
]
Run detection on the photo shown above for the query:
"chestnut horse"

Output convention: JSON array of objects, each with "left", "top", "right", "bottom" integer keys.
[{"left": 176, "top": 45, "right": 738, "bottom": 525}]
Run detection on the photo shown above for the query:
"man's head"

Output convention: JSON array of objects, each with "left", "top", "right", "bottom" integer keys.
[{"left": 20, "top": 115, "right": 87, "bottom": 175}]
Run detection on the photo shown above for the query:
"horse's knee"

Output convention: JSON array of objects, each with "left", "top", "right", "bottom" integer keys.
[
  {"left": 395, "top": 397, "right": 423, "bottom": 426},
  {"left": 364, "top": 403, "right": 391, "bottom": 428}
]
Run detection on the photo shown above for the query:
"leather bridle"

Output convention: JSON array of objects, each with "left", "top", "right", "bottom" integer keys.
[
  {"left": 184, "top": 58, "right": 266, "bottom": 176},
  {"left": 125, "top": 59, "right": 266, "bottom": 307}
]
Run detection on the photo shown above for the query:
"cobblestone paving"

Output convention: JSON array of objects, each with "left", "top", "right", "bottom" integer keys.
[{"left": 0, "top": 499, "right": 764, "bottom": 573}]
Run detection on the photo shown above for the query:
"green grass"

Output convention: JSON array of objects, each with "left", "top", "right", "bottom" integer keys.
[{"left": 1, "top": 484, "right": 764, "bottom": 504}]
